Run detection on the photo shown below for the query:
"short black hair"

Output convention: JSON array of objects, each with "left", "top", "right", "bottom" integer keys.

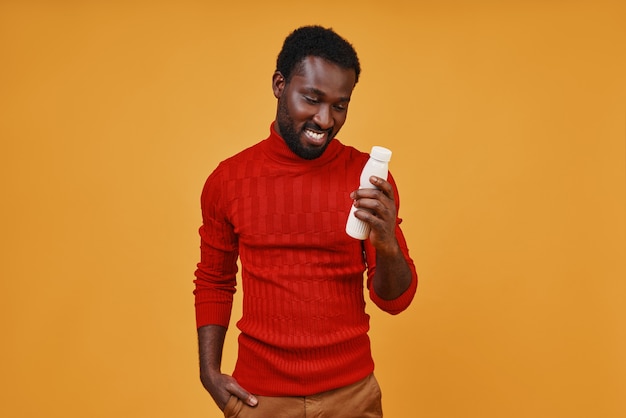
[{"left": 276, "top": 25, "right": 361, "bottom": 84}]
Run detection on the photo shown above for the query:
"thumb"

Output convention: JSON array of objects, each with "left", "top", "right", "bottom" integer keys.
[
  {"left": 230, "top": 384, "right": 258, "bottom": 407},
  {"left": 245, "top": 393, "right": 259, "bottom": 407}
]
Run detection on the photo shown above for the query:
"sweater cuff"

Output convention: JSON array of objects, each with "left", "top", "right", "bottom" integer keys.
[
  {"left": 369, "top": 272, "right": 417, "bottom": 315},
  {"left": 195, "top": 300, "right": 233, "bottom": 329}
]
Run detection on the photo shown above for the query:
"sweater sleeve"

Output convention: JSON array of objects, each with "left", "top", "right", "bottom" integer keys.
[
  {"left": 193, "top": 167, "right": 239, "bottom": 328},
  {"left": 364, "top": 172, "right": 418, "bottom": 314}
]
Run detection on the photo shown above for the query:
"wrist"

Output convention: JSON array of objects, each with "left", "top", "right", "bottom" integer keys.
[
  {"left": 375, "top": 238, "right": 401, "bottom": 258},
  {"left": 200, "top": 365, "right": 222, "bottom": 383}
]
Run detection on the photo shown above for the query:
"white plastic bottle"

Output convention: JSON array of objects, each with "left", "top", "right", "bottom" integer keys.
[{"left": 345, "top": 146, "right": 392, "bottom": 240}]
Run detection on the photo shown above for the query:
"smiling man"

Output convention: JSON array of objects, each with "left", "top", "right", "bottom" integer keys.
[
  {"left": 194, "top": 26, "right": 418, "bottom": 417},
  {"left": 274, "top": 55, "right": 354, "bottom": 160}
]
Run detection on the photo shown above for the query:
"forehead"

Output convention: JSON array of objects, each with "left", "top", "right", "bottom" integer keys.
[{"left": 290, "top": 56, "right": 356, "bottom": 98}]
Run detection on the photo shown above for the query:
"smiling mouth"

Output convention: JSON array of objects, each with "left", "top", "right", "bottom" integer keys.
[{"left": 304, "top": 128, "right": 329, "bottom": 146}]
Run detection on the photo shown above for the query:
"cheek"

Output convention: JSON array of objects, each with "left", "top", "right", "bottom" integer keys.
[
  {"left": 333, "top": 112, "right": 347, "bottom": 129},
  {"left": 286, "top": 93, "right": 317, "bottom": 121},
  {"left": 289, "top": 103, "right": 312, "bottom": 122}
]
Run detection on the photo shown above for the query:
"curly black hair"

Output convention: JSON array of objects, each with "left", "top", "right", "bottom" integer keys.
[{"left": 276, "top": 25, "right": 361, "bottom": 84}]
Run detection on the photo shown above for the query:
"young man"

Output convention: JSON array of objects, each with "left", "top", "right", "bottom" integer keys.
[{"left": 194, "top": 26, "right": 417, "bottom": 417}]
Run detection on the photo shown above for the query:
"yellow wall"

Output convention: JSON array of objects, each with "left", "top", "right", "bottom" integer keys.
[{"left": 1, "top": 1, "right": 624, "bottom": 417}]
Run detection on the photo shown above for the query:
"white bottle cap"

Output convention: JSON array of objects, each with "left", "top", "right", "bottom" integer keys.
[{"left": 370, "top": 146, "right": 392, "bottom": 162}]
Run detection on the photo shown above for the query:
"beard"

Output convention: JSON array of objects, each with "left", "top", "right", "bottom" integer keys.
[{"left": 276, "top": 97, "right": 334, "bottom": 160}]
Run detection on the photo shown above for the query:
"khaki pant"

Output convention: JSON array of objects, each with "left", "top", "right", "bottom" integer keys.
[{"left": 223, "top": 374, "right": 383, "bottom": 418}]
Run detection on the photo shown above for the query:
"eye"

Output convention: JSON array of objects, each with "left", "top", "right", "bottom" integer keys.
[
  {"left": 333, "top": 103, "right": 348, "bottom": 112},
  {"left": 303, "top": 95, "right": 319, "bottom": 104}
]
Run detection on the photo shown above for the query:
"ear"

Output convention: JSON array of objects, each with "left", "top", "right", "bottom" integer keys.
[{"left": 272, "top": 71, "right": 286, "bottom": 99}]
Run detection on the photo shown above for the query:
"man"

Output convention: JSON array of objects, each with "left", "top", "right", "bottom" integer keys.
[{"left": 194, "top": 25, "right": 417, "bottom": 417}]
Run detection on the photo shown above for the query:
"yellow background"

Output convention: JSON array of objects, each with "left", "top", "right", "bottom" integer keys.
[{"left": 1, "top": 1, "right": 624, "bottom": 417}]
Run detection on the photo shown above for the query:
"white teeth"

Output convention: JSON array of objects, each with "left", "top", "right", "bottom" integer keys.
[{"left": 306, "top": 129, "right": 324, "bottom": 140}]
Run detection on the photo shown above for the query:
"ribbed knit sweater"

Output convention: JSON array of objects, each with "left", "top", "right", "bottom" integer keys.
[{"left": 194, "top": 123, "right": 417, "bottom": 396}]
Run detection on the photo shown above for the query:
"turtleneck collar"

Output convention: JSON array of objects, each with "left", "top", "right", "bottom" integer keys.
[{"left": 261, "top": 122, "right": 343, "bottom": 167}]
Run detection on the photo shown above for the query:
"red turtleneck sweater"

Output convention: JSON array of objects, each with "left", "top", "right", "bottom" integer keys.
[{"left": 194, "top": 124, "right": 417, "bottom": 396}]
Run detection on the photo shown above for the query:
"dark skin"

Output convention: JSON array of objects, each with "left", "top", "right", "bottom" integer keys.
[
  {"left": 198, "top": 56, "right": 413, "bottom": 411},
  {"left": 272, "top": 56, "right": 353, "bottom": 160},
  {"left": 198, "top": 324, "right": 255, "bottom": 410},
  {"left": 351, "top": 175, "right": 413, "bottom": 301}
]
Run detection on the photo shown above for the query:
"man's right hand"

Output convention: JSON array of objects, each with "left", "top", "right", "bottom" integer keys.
[
  {"left": 201, "top": 370, "right": 258, "bottom": 411},
  {"left": 197, "top": 325, "right": 258, "bottom": 411}
]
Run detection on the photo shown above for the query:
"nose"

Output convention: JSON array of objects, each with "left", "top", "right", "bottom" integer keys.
[{"left": 313, "top": 105, "right": 333, "bottom": 130}]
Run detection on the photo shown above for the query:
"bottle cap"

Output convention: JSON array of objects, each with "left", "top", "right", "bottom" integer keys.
[{"left": 370, "top": 146, "right": 392, "bottom": 162}]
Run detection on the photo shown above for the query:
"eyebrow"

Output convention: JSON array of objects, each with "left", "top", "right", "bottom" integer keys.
[{"left": 305, "top": 87, "right": 351, "bottom": 102}]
